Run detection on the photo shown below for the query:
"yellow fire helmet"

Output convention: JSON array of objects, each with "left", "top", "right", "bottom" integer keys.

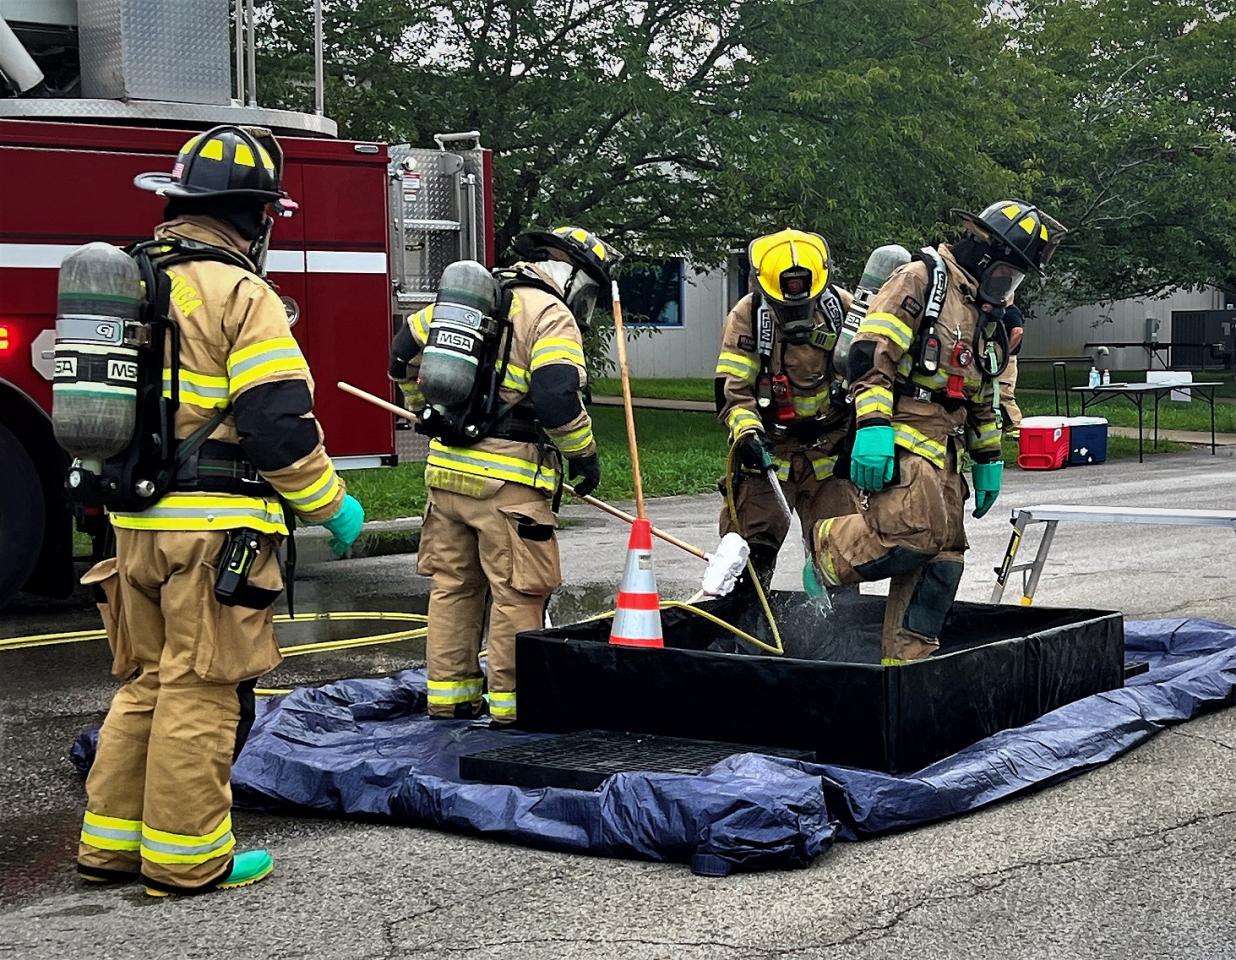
[{"left": 748, "top": 229, "right": 831, "bottom": 323}]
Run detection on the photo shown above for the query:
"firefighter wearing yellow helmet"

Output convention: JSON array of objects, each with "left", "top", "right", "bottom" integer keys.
[
  {"left": 714, "top": 228, "right": 857, "bottom": 600},
  {"left": 74, "top": 126, "right": 364, "bottom": 896},
  {"left": 805, "top": 200, "right": 1066, "bottom": 663},
  {"left": 390, "top": 224, "right": 621, "bottom": 725}
]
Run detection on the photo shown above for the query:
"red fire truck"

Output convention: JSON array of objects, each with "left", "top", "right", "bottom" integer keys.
[{"left": 0, "top": 1, "right": 492, "bottom": 606}]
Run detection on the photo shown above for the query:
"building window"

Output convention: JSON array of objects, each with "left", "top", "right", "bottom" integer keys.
[{"left": 617, "top": 258, "right": 684, "bottom": 326}]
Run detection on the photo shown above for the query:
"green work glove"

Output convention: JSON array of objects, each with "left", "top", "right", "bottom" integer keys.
[
  {"left": 849, "top": 425, "right": 895, "bottom": 492},
  {"left": 322, "top": 494, "right": 365, "bottom": 558},
  {"left": 802, "top": 558, "right": 827, "bottom": 601},
  {"left": 971, "top": 461, "right": 1003, "bottom": 519}
]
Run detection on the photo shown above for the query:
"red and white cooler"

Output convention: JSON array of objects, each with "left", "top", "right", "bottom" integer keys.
[{"left": 1017, "top": 416, "right": 1071, "bottom": 470}]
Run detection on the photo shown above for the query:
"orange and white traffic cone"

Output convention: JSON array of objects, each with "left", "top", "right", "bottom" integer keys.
[{"left": 609, "top": 518, "right": 664, "bottom": 648}]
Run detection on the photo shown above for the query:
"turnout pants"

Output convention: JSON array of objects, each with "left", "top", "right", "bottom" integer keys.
[
  {"left": 78, "top": 528, "right": 282, "bottom": 892},
  {"left": 720, "top": 450, "right": 856, "bottom": 584},
  {"left": 813, "top": 452, "right": 968, "bottom": 662},
  {"left": 418, "top": 480, "right": 562, "bottom": 723}
]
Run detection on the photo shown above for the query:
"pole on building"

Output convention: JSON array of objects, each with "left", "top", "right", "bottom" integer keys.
[
  {"left": 313, "top": 0, "right": 324, "bottom": 116},
  {"left": 233, "top": 0, "right": 245, "bottom": 103},
  {"left": 245, "top": 0, "right": 257, "bottom": 107}
]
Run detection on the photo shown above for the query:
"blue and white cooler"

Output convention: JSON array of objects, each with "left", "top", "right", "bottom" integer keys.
[{"left": 1066, "top": 416, "right": 1108, "bottom": 465}]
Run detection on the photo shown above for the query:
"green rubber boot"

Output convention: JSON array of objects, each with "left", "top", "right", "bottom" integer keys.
[
  {"left": 217, "top": 850, "right": 274, "bottom": 890},
  {"left": 144, "top": 850, "right": 274, "bottom": 898}
]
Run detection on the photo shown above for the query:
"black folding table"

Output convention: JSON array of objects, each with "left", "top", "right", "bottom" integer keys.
[{"left": 1070, "top": 381, "right": 1221, "bottom": 462}]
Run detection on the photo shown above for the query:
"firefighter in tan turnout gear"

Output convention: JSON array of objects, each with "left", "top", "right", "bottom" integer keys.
[
  {"left": 715, "top": 229, "right": 856, "bottom": 595},
  {"left": 73, "top": 127, "right": 364, "bottom": 896},
  {"left": 390, "top": 226, "right": 620, "bottom": 724},
  {"left": 805, "top": 200, "right": 1066, "bottom": 662}
]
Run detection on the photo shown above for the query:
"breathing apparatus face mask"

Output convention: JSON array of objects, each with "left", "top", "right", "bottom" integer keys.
[
  {"left": 978, "top": 260, "right": 1025, "bottom": 311},
  {"left": 769, "top": 266, "right": 816, "bottom": 343},
  {"left": 249, "top": 214, "right": 275, "bottom": 273},
  {"left": 566, "top": 271, "right": 599, "bottom": 329}
]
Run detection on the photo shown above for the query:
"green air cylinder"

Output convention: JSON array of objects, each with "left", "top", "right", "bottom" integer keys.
[
  {"left": 52, "top": 243, "right": 143, "bottom": 461},
  {"left": 419, "top": 259, "right": 500, "bottom": 410},
  {"left": 833, "top": 244, "right": 912, "bottom": 372}
]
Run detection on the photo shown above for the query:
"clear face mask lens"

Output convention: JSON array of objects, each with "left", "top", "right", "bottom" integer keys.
[{"left": 980, "top": 263, "right": 1024, "bottom": 303}]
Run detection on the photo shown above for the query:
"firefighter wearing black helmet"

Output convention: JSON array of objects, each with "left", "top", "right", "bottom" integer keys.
[
  {"left": 76, "top": 126, "right": 364, "bottom": 897},
  {"left": 805, "top": 200, "right": 1066, "bottom": 663},
  {"left": 390, "top": 225, "right": 620, "bottom": 724}
]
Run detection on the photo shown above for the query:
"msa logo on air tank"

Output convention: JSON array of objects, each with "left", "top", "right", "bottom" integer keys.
[
  {"left": 107, "top": 359, "right": 139, "bottom": 382},
  {"left": 436, "top": 330, "right": 475, "bottom": 351},
  {"left": 54, "top": 356, "right": 78, "bottom": 378}
]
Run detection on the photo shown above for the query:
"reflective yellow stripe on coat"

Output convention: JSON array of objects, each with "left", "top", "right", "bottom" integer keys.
[
  {"left": 725, "top": 406, "right": 763, "bottom": 440},
  {"left": 857, "top": 312, "right": 914, "bottom": 351},
  {"left": 227, "top": 336, "right": 308, "bottom": 394},
  {"left": 715, "top": 350, "right": 758, "bottom": 384},
  {"left": 529, "top": 337, "right": 585, "bottom": 371},
  {"left": 162, "top": 368, "right": 230, "bottom": 410},
  {"left": 427, "top": 442, "right": 558, "bottom": 493},
  {"left": 893, "top": 424, "right": 947, "bottom": 468},
  {"left": 110, "top": 493, "right": 288, "bottom": 534},
  {"left": 283, "top": 464, "right": 342, "bottom": 514}
]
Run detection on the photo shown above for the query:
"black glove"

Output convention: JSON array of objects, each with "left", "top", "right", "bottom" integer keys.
[
  {"left": 568, "top": 453, "right": 602, "bottom": 498},
  {"left": 735, "top": 431, "right": 774, "bottom": 472}
]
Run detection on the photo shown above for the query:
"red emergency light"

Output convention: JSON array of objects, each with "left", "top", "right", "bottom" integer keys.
[{"left": 0, "top": 325, "right": 11, "bottom": 353}]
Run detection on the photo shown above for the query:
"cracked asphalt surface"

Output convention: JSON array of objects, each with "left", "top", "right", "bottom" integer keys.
[{"left": 2, "top": 449, "right": 1235, "bottom": 959}]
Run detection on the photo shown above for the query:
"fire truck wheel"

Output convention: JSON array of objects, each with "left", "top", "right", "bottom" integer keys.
[{"left": 0, "top": 422, "right": 45, "bottom": 608}]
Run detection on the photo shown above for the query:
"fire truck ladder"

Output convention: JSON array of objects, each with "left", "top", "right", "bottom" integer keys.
[{"left": 990, "top": 504, "right": 1236, "bottom": 606}]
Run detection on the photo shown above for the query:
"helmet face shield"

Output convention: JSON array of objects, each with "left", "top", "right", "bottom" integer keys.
[
  {"left": 568, "top": 276, "right": 599, "bottom": 328},
  {"left": 979, "top": 260, "right": 1025, "bottom": 305}
]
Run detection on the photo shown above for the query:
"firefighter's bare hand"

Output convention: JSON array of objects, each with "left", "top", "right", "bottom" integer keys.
[{"left": 568, "top": 454, "right": 601, "bottom": 498}]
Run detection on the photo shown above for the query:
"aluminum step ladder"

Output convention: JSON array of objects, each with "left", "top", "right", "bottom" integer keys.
[{"left": 991, "top": 504, "right": 1236, "bottom": 605}]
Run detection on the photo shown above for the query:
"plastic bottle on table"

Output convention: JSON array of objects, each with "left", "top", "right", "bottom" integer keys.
[
  {"left": 1102, "top": 369, "right": 1111, "bottom": 385},
  {"left": 1089, "top": 365, "right": 1101, "bottom": 388}
]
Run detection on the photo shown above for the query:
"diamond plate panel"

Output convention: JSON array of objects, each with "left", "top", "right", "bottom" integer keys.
[{"left": 79, "top": 0, "right": 231, "bottom": 104}]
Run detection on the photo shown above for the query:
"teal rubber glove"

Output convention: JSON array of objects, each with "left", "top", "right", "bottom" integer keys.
[
  {"left": 802, "top": 558, "right": 827, "bottom": 600},
  {"left": 971, "top": 461, "right": 1003, "bottom": 519},
  {"left": 849, "top": 425, "right": 896, "bottom": 492},
  {"left": 322, "top": 494, "right": 365, "bottom": 558}
]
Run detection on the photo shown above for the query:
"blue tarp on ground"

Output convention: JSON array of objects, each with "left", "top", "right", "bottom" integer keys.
[{"left": 71, "top": 618, "right": 1236, "bottom": 876}]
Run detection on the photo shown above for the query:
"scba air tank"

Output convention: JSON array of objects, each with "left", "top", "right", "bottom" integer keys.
[
  {"left": 419, "top": 259, "right": 500, "bottom": 411},
  {"left": 832, "top": 244, "right": 912, "bottom": 371},
  {"left": 52, "top": 243, "right": 143, "bottom": 464}
]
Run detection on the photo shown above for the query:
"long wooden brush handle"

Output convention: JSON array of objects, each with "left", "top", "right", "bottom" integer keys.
[
  {"left": 338, "top": 380, "right": 420, "bottom": 422},
  {"left": 610, "top": 283, "right": 646, "bottom": 519},
  {"left": 336, "top": 381, "right": 706, "bottom": 559},
  {"left": 563, "top": 485, "right": 707, "bottom": 559}
]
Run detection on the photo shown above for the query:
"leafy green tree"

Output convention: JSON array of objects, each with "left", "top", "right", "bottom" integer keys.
[
  {"left": 255, "top": 0, "right": 1236, "bottom": 309},
  {"left": 1006, "top": 0, "right": 1236, "bottom": 308}
]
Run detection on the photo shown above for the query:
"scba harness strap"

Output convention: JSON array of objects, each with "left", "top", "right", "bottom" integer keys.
[
  {"left": 907, "top": 247, "right": 1005, "bottom": 418},
  {"left": 752, "top": 286, "right": 846, "bottom": 424}
]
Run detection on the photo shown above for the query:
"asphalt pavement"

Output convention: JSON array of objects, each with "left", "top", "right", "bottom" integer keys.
[{"left": 2, "top": 448, "right": 1235, "bottom": 959}]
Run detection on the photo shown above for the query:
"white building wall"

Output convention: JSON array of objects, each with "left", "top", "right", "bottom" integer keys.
[
  {"left": 1019, "top": 287, "right": 1226, "bottom": 370},
  {"left": 610, "top": 265, "right": 729, "bottom": 378},
  {"left": 617, "top": 259, "right": 1229, "bottom": 379}
]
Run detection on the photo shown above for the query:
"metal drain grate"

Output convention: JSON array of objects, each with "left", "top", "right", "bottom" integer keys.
[{"left": 459, "top": 730, "right": 813, "bottom": 790}]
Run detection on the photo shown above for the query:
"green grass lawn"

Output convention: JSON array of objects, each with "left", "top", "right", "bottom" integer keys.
[{"left": 592, "top": 377, "right": 715, "bottom": 403}]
